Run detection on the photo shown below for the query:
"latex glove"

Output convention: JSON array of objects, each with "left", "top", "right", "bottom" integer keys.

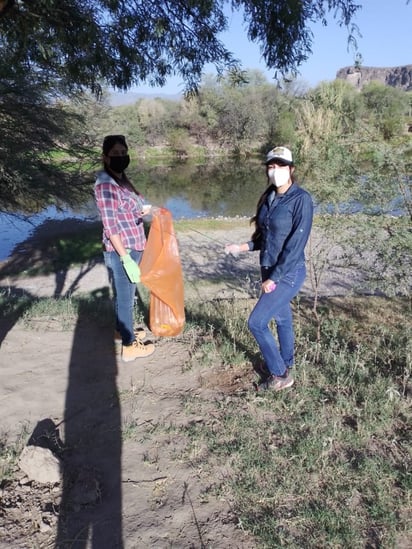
[
  {"left": 225, "top": 244, "right": 241, "bottom": 258},
  {"left": 120, "top": 253, "right": 141, "bottom": 283},
  {"left": 262, "top": 280, "right": 276, "bottom": 293}
]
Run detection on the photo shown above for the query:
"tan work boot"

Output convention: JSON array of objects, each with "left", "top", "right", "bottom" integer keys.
[
  {"left": 121, "top": 340, "right": 155, "bottom": 362},
  {"left": 114, "top": 328, "right": 146, "bottom": 343}
]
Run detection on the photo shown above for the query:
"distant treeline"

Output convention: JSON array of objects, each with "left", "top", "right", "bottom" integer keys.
[{"left": 87, "top": 70, "right": 412, "bottom": 157}]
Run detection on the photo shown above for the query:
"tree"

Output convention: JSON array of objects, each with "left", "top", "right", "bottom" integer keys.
[
  {"left": 0, "top": 0, "right": 402, "bottom": 210},
  {"left": 292, "top": 79, "right": 412, "bottom": 306},
  {"left": 0, "top": 73, "right": 94, "bottom": 212},
  {"left": 1, "top": 1, "right": 363, "bottom": 95},
  {"left": 361, "top": 82, "right": 410, "bottom": 141},
  {"left": 197, "top": 72, "right": 271, "bottom": 151},
  {"left": 137, "top": 99, "right": 169, "bottom": 145}
]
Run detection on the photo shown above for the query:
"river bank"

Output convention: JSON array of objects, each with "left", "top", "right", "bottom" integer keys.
[{"left": 0, "top": 219, "right": 410, "bottom": 548}]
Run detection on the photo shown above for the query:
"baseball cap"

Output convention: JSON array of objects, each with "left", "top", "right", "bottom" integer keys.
[{"left": 265, "top": 146, "right": 293, "bottom": 166}]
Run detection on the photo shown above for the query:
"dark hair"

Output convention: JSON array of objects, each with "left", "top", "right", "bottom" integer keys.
[{"left": 102, "top": 134, "right": 128, "bottom": 155}]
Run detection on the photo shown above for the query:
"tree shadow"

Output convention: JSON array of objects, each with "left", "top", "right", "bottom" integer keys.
[
  {"left": 0, "top": 286, "right": 35, "bottom": 347},
  {"left": 55, "top": 290, "right": 123, "bottom": 548},
  {"left": 0, "top": 218, "right": 103, "bottom": 297},
  {"left": 0, "top": 219, "right": 105, "bottom": 349}
]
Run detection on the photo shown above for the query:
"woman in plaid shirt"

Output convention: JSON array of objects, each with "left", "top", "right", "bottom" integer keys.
[{"left": 95, "top": 135, "right": 155, "bottom": 362}]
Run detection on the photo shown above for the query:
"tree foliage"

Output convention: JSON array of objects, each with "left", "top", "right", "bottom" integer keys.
[
  {"left": 0, "top": 74, "right": 93, "bottom": 212},
  {"left": 0, "top": 0, "right": 362, "bottom": 94},
  {"left": 0, "top": 0, "right": 365, "bottom": 209},
  {"left": 236, "top": 0, "right": 361, "bottom": 78},
  {"left": 361, "top": 82, "right": 411, "bottom": 140}
]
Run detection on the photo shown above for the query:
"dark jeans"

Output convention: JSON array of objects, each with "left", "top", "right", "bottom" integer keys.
[
  {"left": 248, "top": 264, "right": 306, "bottom": 377},
  {"left": 104, "top": 250, "right": 142, "bottom": 345}
]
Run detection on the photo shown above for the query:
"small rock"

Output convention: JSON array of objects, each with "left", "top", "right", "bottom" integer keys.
[
  {"left": 18, "top": 476, "right": 32, "bottom": 486},
  {"left": 18, "top": 446, "right": 62, "bottom": 484},
  {"left": 40, "top": 520, "right": 52, "bottom": 533}
]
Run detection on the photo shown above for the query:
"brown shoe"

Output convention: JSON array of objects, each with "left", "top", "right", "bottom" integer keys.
[
  {"left": 115, "top": 328, "right": 146, "bottom": 343},
  {"left": 122, "top": 340, "right": 155, "bottom": 362}
]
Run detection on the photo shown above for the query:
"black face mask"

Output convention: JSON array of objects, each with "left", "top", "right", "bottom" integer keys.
[{"left": 109, "top": 154, "right": 130, "bottom": 173}]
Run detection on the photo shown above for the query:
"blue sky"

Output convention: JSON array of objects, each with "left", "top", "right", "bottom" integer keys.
[{"left": 117, "top": 0, "right": 412, "bottom": 98}]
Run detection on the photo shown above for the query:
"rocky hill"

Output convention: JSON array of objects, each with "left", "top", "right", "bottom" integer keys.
[{"left": 336, "top": 65, "right": 412, "bottom": 91}]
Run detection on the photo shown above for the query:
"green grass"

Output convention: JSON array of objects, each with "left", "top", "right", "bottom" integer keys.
[
  {"left": 0, "top": 424, "right": 31, "bottom": 482},
  {"left": 0, "top": 290, "right": 115, "bottom": 331},
  {"left": 176, "top": 295, "right": 412, "bottom": 548},
  {"left": 52, "top": 229, "right": 103, "bottom": 268},
  {"left": 0, "top": 222, "right": 103, "bottom": 278},
  {"left": 1, "top": 282, "right": 410, "bottom": 547}
]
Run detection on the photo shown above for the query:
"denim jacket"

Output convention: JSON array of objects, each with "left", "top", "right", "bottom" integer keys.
[{"left": 248, "top": 183, "right": 313, "bottom": 283}]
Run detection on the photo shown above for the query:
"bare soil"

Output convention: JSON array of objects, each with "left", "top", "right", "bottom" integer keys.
[{"left": 0, "top": 222, "right": 346, "bottom": 549}]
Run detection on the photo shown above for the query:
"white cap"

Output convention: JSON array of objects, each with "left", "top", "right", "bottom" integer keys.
[{"left": 265, "top": 146, "right": 293, "bottom": 165}]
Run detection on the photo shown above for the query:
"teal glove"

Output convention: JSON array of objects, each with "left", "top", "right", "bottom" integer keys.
[{"left": 120, "top": 253, "right": 141, "bottom": 283}]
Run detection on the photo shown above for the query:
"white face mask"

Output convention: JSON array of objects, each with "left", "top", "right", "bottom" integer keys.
[{"left": 268, "top": 167, "right": 290, "bottom": 188}]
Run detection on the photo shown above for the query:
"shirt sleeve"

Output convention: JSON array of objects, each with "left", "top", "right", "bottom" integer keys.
[
  {"left": 94, "top": 182, "right": 120, "bottom": 236},
  {"left": 248, "top": 228, "right": 263, "bottom": 251}
]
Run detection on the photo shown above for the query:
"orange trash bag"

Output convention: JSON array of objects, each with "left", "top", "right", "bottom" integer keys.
[{"left": 140, "top": 207, "right": 185, "bottom": 337}]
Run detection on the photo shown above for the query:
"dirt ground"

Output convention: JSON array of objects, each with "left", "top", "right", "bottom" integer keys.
[{"left": 0, "top": 222, "right": 347, "bottom": 549}]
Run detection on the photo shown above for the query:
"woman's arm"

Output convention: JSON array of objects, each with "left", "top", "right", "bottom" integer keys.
[
  {"left": 107, "top": 234, "right": 128, "bottom": 257},
  {"left": 225, "top": 242, "right": 250, "bottom": 256},
  {"left": 95, "top": 181, "right": 128, "bottom": 256}
]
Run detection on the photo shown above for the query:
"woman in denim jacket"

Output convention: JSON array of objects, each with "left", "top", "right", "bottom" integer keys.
[{"left": 226, "top": 146, "right": 313, "bottom": 391}]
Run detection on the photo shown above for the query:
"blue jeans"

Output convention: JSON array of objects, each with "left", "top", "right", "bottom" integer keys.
[
  {"left": 248, "top": 264, "right": 306, "bottom": 377},
  {"left": 104, "top": 250, "right": 142, "bottom": 345}
]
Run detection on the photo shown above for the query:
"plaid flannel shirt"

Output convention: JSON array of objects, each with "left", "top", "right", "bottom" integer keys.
[{"left": 94, "top": 171, "right": 146, "bottom": 252}]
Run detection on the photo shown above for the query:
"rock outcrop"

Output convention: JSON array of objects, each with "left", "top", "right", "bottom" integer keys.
[{"left": 336, "top": 65, "right": 412, "bottom": 91}]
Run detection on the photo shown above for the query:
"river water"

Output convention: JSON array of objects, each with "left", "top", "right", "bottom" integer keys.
[
  {"left": 0, "top": 159, "right": 265, "bottom": 261},
  {"left": 1, "top": 158, "right": 408, "bottom": 261}
]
